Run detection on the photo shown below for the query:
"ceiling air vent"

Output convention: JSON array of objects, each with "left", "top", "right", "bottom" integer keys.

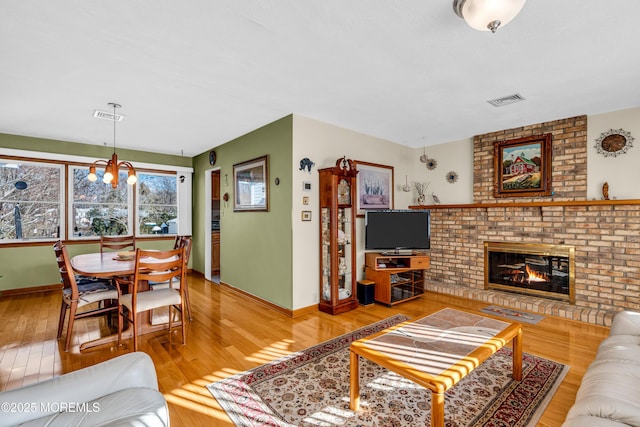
[
  {"left": 93, "top": 109, "right": 124, "bottom": 121},
  {"left": 487, "top": 93, "right": 526, "bottom": 107}
]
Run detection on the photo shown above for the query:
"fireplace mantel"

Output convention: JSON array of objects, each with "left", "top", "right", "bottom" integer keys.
[{"left": 410, "top": 199, "right": 640, "bottom": 210}]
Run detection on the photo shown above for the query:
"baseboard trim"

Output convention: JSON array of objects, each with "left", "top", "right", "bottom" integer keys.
[
  {"left": 292, "top": 304, "right": 319, "bottom": 317},
  {"left": 0, "top": 283, "right": 61, "bottom": 297},
  {"left": 219, "top": 282, "right": 318, "bottom": 318}
]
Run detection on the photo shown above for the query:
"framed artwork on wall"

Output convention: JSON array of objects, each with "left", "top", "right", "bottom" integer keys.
[
  {"left": 233, "top": 155, "right": 269, "bottom": 211},
  {"left": 354, "top": 161, "right": 394, "bottom": 216},
  {"left": 493, "top": 134, "right": 552, "bottom": 198}
]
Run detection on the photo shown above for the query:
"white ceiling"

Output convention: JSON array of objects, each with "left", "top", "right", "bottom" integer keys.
[{"left": 1, "top": 1, "right": 639, "bottom": 157}]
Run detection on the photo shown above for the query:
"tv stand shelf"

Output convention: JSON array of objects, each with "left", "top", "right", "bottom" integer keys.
[{"left": 364, "top": 252, "right": 430, "bottom": 306}]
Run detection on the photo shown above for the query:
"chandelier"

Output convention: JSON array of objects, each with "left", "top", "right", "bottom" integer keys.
[
  {"left": 87, "top": 103, "right": 137, "bottom": 188},
  {"left": 453, "top": 0, "right": 526, "bottom": 33}
]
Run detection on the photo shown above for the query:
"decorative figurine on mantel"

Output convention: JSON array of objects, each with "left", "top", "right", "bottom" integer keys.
[
  {"left": 413, "top": 181, "right": 430, "bottom": 205},
  {"left": 602, "top": 182, "right": 610, "bottom": 200}
]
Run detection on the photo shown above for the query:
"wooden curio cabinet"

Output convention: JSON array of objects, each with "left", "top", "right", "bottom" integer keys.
[{"left": 318, "top": 157, "right": 359, "bottom": 315}]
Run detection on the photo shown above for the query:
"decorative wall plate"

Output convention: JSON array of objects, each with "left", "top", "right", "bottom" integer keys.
[
  {"left": 446, "top": 171, "right": 459, "bottom": 183},
  {"left": 594, "top": 129, "right": 634, "bottom": 157}
]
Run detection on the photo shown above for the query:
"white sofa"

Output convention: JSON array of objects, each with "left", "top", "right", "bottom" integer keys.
[
  {"left": 563, "top": 310, "right": 640, "bottom": 427},
  {"left": 0, "top": 352, "right": 169, "bottom": 427}
]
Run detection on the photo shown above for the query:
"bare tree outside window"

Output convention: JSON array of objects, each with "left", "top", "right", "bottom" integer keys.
[
  {"left": 0, "top": 161, "right": 62, "bottom": 241},
  {"left": 137, "top": 173, "right": 177, "bottom": 235},
  {"left": 1, "top": 159, "right": 180, "bottom": 242},
  {"left": 72, "top": 167, "right": 129, "bottom": 237}
]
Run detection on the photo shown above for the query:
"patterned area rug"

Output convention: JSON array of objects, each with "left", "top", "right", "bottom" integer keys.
[{"left": 208, "top": 314, "right": 568, "bottom": 426}]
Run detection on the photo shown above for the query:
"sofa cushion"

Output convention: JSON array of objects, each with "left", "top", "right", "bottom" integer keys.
[
  {"left": 562, "top": 415, "right": 632, "bottom": 427},
  {"left": 595, "top": 335, "right": 640, "bottom": 365},
  {"left": 609, "top": 311, "right": 640, "bottom": 336},
  {"left": 0, "top": 352, "right": 163, "bottom": 426},
  {"left": 18, "top": 387, "right": 168, "bottom": 427},
  {"left": 565, "top": 361, "right": 640, "bottom": 426}
]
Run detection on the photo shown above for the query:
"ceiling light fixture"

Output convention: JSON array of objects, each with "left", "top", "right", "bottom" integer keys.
[
  {"left": 453, "top": 0, "right": 526, "bottom": 33},
  {"left": 87, "top": 103, "right": 137, "bottom": 188}
]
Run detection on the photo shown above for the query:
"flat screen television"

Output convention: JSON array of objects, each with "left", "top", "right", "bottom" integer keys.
[{"left": 365, "top": 209, "right": 430, "bottom": 254}]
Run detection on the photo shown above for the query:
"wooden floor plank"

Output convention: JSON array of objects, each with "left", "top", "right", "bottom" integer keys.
[{"left": 0, "top": 274, "right": 609, "bottom": 426}]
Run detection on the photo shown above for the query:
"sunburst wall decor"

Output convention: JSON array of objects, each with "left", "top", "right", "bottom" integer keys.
[{"left": 594, "top": 128, "right": 634, "bottom": 157}]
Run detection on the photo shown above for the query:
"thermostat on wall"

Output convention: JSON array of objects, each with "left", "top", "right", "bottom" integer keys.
[{"left": 303, "top": 181, "right": 311, "bottom": 191}]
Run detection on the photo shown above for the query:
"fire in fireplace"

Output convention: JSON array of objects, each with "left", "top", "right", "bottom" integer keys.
[{"left": 484, "top": 242, "right": 575, "bottom": 303}]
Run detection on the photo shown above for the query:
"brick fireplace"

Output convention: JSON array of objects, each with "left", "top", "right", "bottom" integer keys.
[{"left": 414, "top": 115, "right": 640, "bottom": 326}]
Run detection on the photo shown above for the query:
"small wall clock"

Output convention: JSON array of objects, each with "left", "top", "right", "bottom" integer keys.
[
  {"left": 209, "top": 150, "right": 217, "bottom": 166},
  {"left": 594, "top": 129, "right": 634, "bottom": 157}
]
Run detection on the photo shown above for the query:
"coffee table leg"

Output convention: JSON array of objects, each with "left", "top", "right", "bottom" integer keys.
[
  {"left": 431, "top": 391, "right": 444, "bottom": 427},
  {"left": 512, "top": 327, "right": 523, "bottom": 381},
  {"left": 350, "top": 350, "right": 360, "bottom": 411}
]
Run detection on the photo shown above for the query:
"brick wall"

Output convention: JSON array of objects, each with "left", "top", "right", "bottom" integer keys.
[
  {"left": 424, "top": 115, "right": 640, "bottom": 323},
  {"left": 473, "top": 115, "right": 588, "bottom": 202}
]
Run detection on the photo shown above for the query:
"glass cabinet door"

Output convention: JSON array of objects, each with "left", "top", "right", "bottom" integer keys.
[
  {"left": 321, "top": 207, "right": 331, "bottom": 301},
  {"left": 337, "top": 206, "right": 352, "bottom": 300}
]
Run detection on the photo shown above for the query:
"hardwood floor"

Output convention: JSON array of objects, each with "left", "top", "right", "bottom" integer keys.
[{"left": 0, "top": 275, "right": 609, "bottom": 426}]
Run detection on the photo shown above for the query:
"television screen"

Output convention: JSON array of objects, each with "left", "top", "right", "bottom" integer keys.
[{"left": 365, "top": 210, "right": 430, "bottom": 252}]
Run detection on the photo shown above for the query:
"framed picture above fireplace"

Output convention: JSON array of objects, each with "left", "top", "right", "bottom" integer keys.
[{"left": 493, "top": 133, "right": 552, "bottom": 198}]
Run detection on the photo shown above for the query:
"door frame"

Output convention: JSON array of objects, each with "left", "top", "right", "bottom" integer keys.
[{"left": 204, "top": 167, "right": 220, "bottom": 281}]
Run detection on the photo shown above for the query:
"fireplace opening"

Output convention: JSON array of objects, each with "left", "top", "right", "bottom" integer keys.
[{"left": 484, "top": 242, "right": 575, "bottom": 303}]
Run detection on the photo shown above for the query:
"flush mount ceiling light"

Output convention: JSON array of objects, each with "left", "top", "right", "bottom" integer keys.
[
  {"left": 87, "top": 103, "right": 137, "bottom": 188},
  {"left": 453, "top": 0, "right": 526, "bottom": 33}
]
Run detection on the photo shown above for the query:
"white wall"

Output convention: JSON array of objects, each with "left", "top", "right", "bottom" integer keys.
[
  {"left": 409, "top": 138, "right": 474, "bottom": 205},
  {"left": 291, "top": 115, "right": 415, "bottom": 310},
  {"left": 587, "top": 107, "right": 640, "bottom": 200}
]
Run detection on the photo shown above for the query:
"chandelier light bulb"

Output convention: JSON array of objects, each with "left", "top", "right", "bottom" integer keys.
[
  {"left": 127, "top": 171, "right": 138, "bottom": 185},
  {"left": 103, "top": 171, "right": 113, "bottom": 184}
]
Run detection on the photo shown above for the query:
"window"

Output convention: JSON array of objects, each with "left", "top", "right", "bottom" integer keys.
[
  {"left": 71, "top": 166, "right": 131, "bottom": 238},
  {"left": 137, "top": 173, "right": 178, "bottom": 236},
  {"left": 0, "top": 160, "right": 62, "bottom": 241},
  {"left": 0, "top": 153, "right": 186, "bottom": 244}
]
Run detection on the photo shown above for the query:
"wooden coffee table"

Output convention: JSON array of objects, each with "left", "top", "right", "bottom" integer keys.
[{"left": 349, "top": 308, "right": 522, "bottom": 427}]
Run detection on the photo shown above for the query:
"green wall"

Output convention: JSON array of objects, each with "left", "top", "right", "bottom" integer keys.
[
  {"left": 192, "top": 116, "right": 294, "bottom": 309},
  {"left": 0, "top": 133, "right": 189, "bottom": 291},
  {"left": 0, "top": 241, "right": 173, "bottom": 291},
  {"left": 1, "top": 121, "right": 295, "bottom": 307},
  {"left": 0, "top": 133, "right": 192, "bottom": 168}
]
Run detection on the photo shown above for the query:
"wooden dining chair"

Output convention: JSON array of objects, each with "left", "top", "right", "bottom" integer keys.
[
  {"left": 151, "top": 236, "right": 193, "bottom": 320},
  {"left": 114, "top": 247, "right": 187, "bottom": 351},
  {"left": 100, "top": 234, "right": 136, "bottom": 254},
  {"left": 53, "top": 241, "right": 119, "bottom": 352}
]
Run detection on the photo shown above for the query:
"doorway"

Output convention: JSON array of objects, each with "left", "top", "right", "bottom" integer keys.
[{"left": 211, "top": 170, "right": 221, "bottom": 283}]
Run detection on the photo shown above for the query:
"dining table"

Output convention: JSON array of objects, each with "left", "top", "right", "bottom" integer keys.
[{"left": 70, "top": 252, "right": 177, "bottom": 351}]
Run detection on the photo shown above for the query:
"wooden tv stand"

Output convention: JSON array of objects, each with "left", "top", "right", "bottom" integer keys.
[{"left": 364, "top": 252, "right": 430, "bottom": 306}]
